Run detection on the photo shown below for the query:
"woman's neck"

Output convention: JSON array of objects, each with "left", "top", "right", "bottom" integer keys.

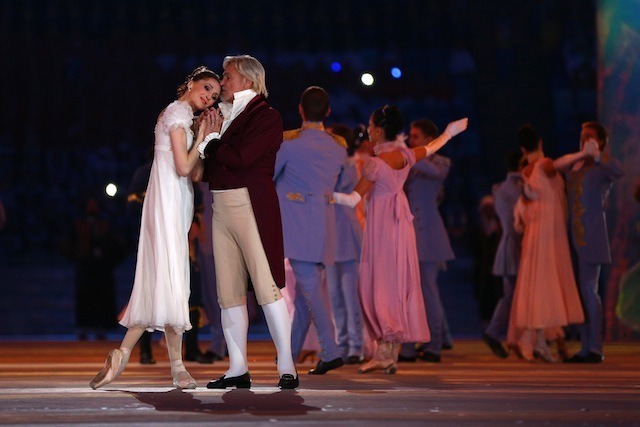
[{"left": 525, "top": 150, "right": 543, "bottom": 163}]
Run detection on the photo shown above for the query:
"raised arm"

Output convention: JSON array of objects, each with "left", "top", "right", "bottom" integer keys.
[
  {"left": 378, "top": 118, "right": 468, "bottom": 170},
  {"left": 554, "top": 139, "right": 598, "bottom": 172}
]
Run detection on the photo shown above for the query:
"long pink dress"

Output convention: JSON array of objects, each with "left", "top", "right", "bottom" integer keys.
[
  {"left": 358, "top": 145, "right": 430, "bottom": 343},
  {"left": 508, "top": 158, "right": 584, "bottom": 345}
]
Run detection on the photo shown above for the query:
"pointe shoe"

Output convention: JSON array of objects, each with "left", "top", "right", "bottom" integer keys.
[
  {"left": 173, "top": 370, "right": 197, "bottom": 389},
  {"left": 89, "top": 348, "right": 128, "bottom": 389},
  {"left": 358, "top": 358, "right": 394, "bottom": 374}
]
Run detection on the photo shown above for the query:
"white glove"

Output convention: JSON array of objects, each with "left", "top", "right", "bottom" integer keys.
[
  {"left": 443, "top": 118, "right": 469, "bottom": 139},
  {"left": 583, "top": 139, "right": 601, "bottom": 162},
  {"left": 332, "top": 191, "right": 361, "bottom": 208},
  {"left": 198, "top": 132, "right": 220, "bottom": 159}
]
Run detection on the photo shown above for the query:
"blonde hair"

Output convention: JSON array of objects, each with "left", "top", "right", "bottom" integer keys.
[{"left": 223, "top": 55, "right": 268, "bottom": 97}]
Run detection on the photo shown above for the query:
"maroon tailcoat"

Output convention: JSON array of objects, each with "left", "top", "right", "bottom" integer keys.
[{"left": 203, "top": 95, "right": 285, "bottom": 287}]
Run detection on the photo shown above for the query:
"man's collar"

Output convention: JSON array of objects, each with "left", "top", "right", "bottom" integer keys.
[
  {"left": 232, "top": 89, "right": 257, "bottom": 103},
  {"left": 301, "top": 121, "right": 325, "bottom": 131}
]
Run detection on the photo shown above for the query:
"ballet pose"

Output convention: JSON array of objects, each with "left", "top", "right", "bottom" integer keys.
[{"left": 90, "top": 66, "right": 221, "bottom": 389}]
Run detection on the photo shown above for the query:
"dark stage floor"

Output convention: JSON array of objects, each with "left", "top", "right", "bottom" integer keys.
[{"left": 0, "top": 339, "right": 639, "bottom": 426}]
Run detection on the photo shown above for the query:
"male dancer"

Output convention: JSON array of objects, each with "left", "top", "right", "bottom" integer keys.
[
  {"left": 555, "top": 122, "right": 624, "bottom": 363},
  {"left": 274, "top": 86, "right": 347, "bottom": 374},
  {"left": 200, "top": 55, "right": 298, "bottom": 388}
]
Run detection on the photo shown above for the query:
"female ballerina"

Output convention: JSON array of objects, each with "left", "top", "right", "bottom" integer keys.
[
  {"left": 333, "top": 105, "right": 467, "bottom": 373},
  {"left": 90, "top": 66, "right": 222, "bottom": 389}
]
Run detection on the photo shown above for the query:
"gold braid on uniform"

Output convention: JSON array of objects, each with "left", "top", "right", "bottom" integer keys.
[
  {"left": 283, "top": 124, "right": 347, "bottom": 149},
  {"left": 326, "top": 131, "right": 347, "bottom": 148},
  {"left": 283, "top": 129, "right": 302, "bottom": 141}
]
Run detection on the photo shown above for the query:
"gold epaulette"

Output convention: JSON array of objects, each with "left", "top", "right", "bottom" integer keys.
[
  {"left": 327, "top": 131, "right": 348, "bottom": 148},
  {"left": 127, "top": 192, "right": 145, "bottom": 204},
  {"left": 283, "top": 129, "right": 302, "bottom": 141}
]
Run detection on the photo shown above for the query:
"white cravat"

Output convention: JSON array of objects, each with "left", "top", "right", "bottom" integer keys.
[{"left": 219, "top": 89, "right": 256, "bottom": 136}]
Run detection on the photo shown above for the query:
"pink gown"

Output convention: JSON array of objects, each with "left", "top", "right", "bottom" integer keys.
[
  {"left": 508, "top": 158, "right": 584, "bottom": 344},
  {"left": 358, "top": 145, "right": 430, "bottom": 343}
]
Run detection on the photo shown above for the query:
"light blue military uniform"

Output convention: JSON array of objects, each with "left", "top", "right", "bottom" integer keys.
[
  {"left": 401, "top": 154, "right": 455, "bottom": 358},
  {"left": 565, "top": 156, "right": 624, "bottom": 357},
  {"left": 325, "top": 157, "right": 363, "bottom": 360},
  {"left": 274, "top": 122, "right": 347, "bottom": 363},
  {"left": 484, "top": 172, "right": 522, "bottom": 341}
]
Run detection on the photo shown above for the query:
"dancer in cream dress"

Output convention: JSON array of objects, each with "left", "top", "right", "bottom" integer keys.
[{"left": 90, "top": 66, "right": 222, "bottom": 389}]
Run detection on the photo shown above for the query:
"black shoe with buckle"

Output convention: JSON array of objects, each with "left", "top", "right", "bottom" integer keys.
[
  {"left": 564, "top": 352, "right": 604, "bottom": 364},
  {"left": 398, "top": 354, "right": 417, "bottom": 362},
  {"left": 278, "top": 373, "right": 299, "bottom": 389},
  {"left": 185, "top": 351, "right": 215, "bottom": 364},
  {"left": 139, "top": 352, "right": 156, "bottom": 365},
  {"left": 308, "top": 357, "right": 344, "bottom": 375},
  {"left": 346, "top": 355, "right": 362, "bottom": 364},
  {"left": 418, "top": 351, "right": 441, "bottom": 363},
  {"left": 206, "top": 372, "right": 251, "bottom": 389},
  {"left": 483, "top": 333, "right": 508, "bottom": 359},
  {"left": 203, "top": 351, "right": 224, "bottom": 361}
]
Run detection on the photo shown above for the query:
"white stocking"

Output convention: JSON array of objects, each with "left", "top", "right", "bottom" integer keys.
[
  {"left": 222, "top": 305, "right": 249, "bottom": 377},
  {"left": 262, "top": 298, "right": 296, "bottom": 377}
]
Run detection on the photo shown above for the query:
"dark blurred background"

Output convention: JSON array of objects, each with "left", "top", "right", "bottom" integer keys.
[{"left": 1, "top": 0, "right": 636, "bottom": 340}]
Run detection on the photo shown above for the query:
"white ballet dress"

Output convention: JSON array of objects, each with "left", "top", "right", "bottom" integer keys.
[{"left": 119, "top": 100, "right": 195, "bottom": 333}]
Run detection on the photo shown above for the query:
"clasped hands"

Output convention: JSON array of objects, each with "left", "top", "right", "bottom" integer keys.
[
  {"left": 196, "top": 106, "right": 224, "bottom": 137},
  {"left": 195, "top": 107, "right": 225, "bottom": 158},
  {"left": 582, "top": 138, "right": 601, "bottom": 162}
]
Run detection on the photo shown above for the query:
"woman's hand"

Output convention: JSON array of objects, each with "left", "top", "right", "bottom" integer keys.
[
  {"left": 443, "top": 118, "right": 469, "bottom": 139},
  {"left": 196, "top": 111, "right": 214, "bottom": 143},
  {"left": 209, "top": 107, "right": 224, "bottom": 133},
  {"left": 583, "top": 139, "right": 601, "bottom": 162}
]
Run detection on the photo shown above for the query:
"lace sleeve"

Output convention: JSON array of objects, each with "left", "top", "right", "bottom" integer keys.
[
  {"left": 362, "top": 157, "right": 382, "bottom": 182},
  {"left": 159, "top": 101, "right": 194, "bottom": 134},
  {"left": 401, "top": 146, "right": 417, "bottom": 168}
]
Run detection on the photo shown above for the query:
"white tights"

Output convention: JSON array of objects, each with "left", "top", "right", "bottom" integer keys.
[{"left": 221, "top": 299, "right": 297, "bottom": 378}]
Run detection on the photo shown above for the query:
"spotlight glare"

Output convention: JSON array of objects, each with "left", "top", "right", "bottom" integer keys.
[
  {"left": 391, "top": 67, "right": 402, "bottom": 78},
  {"left": 361, "top": 73, "right": 374, "bottom": 86},
  {"left": 105, "top": 183, "right": 118, "bottom": 197},
  {"left": 330, "top": 61, "right": 342, "bottom": 72}
]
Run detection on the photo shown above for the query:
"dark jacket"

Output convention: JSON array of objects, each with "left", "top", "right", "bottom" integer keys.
[{"left": 203, "top": 95, "right": 285, "bottom": 287}]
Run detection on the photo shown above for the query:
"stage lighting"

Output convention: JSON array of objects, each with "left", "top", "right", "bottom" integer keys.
[
  {"left": 391, "top": 67, "right": 402, "bottom": 78},
  {"left": 105, "top": 183, "right": 118, "bottom": 197},
  {"left": 331, "top": 62, "right": 342, "bottom": 72},
  {"left": 361, "top": 73, "right": 374, "bottom": 86}
]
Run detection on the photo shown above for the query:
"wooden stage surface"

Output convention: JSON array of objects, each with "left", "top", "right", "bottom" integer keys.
[{"left": 0, "top": 339, "right": 638, "bottom": 426}]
